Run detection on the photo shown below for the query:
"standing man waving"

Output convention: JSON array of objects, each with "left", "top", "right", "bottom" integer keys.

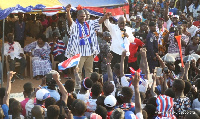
[{"left": 65, "top": 4, "right": 105, "bottom": 78}]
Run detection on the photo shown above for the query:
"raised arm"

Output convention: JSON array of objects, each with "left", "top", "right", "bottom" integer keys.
[
  {"left": 3, "top": 71, "right": 16, "bottom": 106},
  {"left": 156, "top": 53, "right": 166, "bottom": 68},
  {"left": 132, "top": 72, "right": 142, "bottom": 114},
  {"left": 99, "top": 12, "right": 112, "bottom": 24},
  {"left": 120, "top": 50, "right": 127, "bottom": 77},
  {"left": 150, "top": 72, "right": 157, "bottom": 97},
  {"left": 66, "top": 4, "right": 73, "bottom": 28},
  {"left": 53, "top": 72, "right": 68, "bottom": 104},
  {"left": 164, "top": 1, "right": 170, "bottom": 22},
  {"left": 106, "top": 53, "right": 113, "bottom": 82},
  {"left": 139, "top": 48, "right": 150, "bottom": 80}
]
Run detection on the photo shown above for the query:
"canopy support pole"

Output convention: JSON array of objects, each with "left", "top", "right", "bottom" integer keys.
[{"left": 1, "top": 19, "right": 5, "bottom": 87}]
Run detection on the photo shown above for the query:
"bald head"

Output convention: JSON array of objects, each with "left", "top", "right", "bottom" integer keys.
[
  {"left": 118, "top": 16, "right": 126, "bottom": 30},
  {"left": 31, "top": 105, "right": 44, "bottom": 119},
  {"left": 77, "top": 10, "right": 86, "bottom": 24}
]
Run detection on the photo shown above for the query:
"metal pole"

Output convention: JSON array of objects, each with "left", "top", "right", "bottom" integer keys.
[{"left": 1, "top": 19, "right": 5, "bottom": 87}]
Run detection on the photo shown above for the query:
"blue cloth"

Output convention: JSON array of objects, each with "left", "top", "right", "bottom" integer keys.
[
  {"left": 14, "top": 21, "right": 25, "bottom": 41},
  {"left": 2, "top": 104, "right": 9, "bottom": 119},
  {"left": 42, "top": 86, "right": 60, "bottom": 102},
  {"left": 73, "top": 116, "right": 87, "bottom": 119},
  {"left": 103, "top": 72, "right": 119, "bottom": 85},
  {"left": 157, "top": 2, "right": 164, "bottom": 8},
  {"left": 169, "top": 7, "right": 178, "bottom": 15}
]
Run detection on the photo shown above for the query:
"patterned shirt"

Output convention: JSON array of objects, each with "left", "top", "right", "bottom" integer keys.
[
  {"left": 49, "top": 40, "right": 66, "bottom": 58},
  {"left": 168, "top": 33, "right": 190, "bottom": 60},
  {"left": 65, "top": 19, "right": 100, "bottom": 58},
  {"left": 173, "top": 97, "right": 191, "bottom": 118},
  {"left": 154, "top": 28, "right": 169, "bottom": 56},
  {"left": 115, "top": 102, "right": 135, "bottom": 113}
]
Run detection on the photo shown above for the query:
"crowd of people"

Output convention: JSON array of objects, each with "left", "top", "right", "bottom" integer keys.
[{"left": 0, "top": 0, "right": 200, "bottom": 118}]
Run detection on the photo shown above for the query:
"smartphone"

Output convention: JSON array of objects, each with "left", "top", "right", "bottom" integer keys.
[
  {"left": 156, "top": 67, "right": 163, "bottom": 77},
  {"left": 46, "top": 73, "right": 53, "bottom": 83}
]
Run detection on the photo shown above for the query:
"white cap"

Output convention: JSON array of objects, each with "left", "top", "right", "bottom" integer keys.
[
  {"left": 104, "top": 95, "right": 117, "bottom": 107},
  {"left": 36, "top": 89, "right": 50, "bottom": 101}
]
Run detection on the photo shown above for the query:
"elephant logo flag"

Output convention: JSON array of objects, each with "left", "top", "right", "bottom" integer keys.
[{"left": 58, "top": 54, "right": 81, "bottom": 70}]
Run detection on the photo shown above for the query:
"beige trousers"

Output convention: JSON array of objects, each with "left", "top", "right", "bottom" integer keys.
[{"left": 78, "top": 55, "right": 94, "bottom": 79}]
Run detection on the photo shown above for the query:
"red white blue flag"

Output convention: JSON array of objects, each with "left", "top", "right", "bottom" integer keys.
[{"left": 58, "top": 54, "right": 81, "bottom": 70}]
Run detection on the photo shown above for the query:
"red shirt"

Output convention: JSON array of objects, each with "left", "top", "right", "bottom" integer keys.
[
  {"left": 107, "top": 111, "right": 113, "bottom": 119},
  {"left": 128, "top": 38, "right": 144, "bottom": 63},
  {"left": 193, "top": 21, "right": 200, "bottom": 28}
]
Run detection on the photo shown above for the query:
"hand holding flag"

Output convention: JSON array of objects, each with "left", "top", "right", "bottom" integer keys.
[{"left": 58, "top": 54, "right": 81, "bottom": 70}]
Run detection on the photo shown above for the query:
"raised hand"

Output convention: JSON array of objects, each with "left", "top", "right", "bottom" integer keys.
[
  {"left": 132, "top": 72, "right": 140, "bottom": 87},
  {"left": 140, "top": 48, "right": 147, "bottom": 57},
  {"left": 103, "top": 7, "right": 107, "bottom": 14},
  {"left": 66, "top": 4, "right": 71, "bottom": 12},
  {"left": 104, "top": 12, "right": 112, "bottom": 19},
  {"left": 7, "top": 71, "right": 16, "bottom": 80},
  {"left": 52, "top": 71, "right": 60, "bottom": 81},
  {"left": 105, "top": 53, "right": 113, "bottom": 63}
]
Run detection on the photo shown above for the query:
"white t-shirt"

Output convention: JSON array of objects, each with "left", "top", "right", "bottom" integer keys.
[
  {"left": 187, "top": 25, "right": 199, "bottom": 37},
  {"left": 77, "top": 90, "right": 90, "bottom": 101},
  {"left": 136, "top": 112, "right": 144, "bottom": 119},
  {"left": 84, "top": 99, "right": 97, "bottom": 117}
]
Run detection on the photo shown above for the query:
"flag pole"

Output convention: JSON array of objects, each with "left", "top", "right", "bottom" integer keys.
[{"left": 1, "top": 19, "right": 5, "bottom": 87}]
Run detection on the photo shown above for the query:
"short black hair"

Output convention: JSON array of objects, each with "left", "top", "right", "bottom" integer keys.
[
  {"left": 71, "top": 99, "right": 80, "bottom": 115},
  {"left": 90, "top": 72, "right": 100, "bottom": 83},
  {"left": 97, "top": 95, "right": 106, "bottom": 106},
  {"left": 45, "top": 97, "right": 56, "bottom": 108},
  {"left": 184, "top": 111, "right": 199, "bottom": 119},
  {"left": 91, "top": 82, "right": 102, "bottom": 97},
  {"left": 77, "top": 10, "right": 85, "bottom": 16},
  {"left": 164, "top": 88, "right": 175, "bottom": 98},
  {"left": 47, "top": 105, "right": 60, "bottom": 119},
  {"left": 103, "top": 81, "right": 114, "bottom": 95},
  {"left": 140, "top": 22, "right": 147, "bottom": 26},
  {"left": 82, "top": 78, "right": 93, "bottom": 90},
  {"left": 0, "top": 88, "right": 5, "bottom": 99},
  {"left": 10, "top": 100, "right": 21, "bottom": 114},
  {"left": 173, "top": 79, "right": 185, "bottom": 92},
  {"left": 23, "top": 82, "right": 33, "bottom": 95},
  {"left": 144, "top": 104, "right": 156, "bottom": 118},
  {"left": 121, "top": 87, "right": 133, "bottom": 100},
  {"left": 74, "top": 100, "right": 86, "bottom": 116},
  {"left": 67, "top": 94, "right": 76, "bottom": 110},
  {"left": 184, "top": 81, "right": 192, "bottom": 95},
  {"left": 114, "top": 63, "right": 120, "bottom": 70},
  {"left": 147, "top": 97, "right": 157, "bottom": 107},
  {"left": 9, "top": 98, "right": 17, "bottom": 114},
  {"left": 95, "top": 105, "right": 107, "bottom": 119},
  {"left": 36, "top": 33, "right": 47, "bottom": 42},
  {"left": 65, "top": 79, "right": 75, "bottom": 93},
  {"left": 110, "top": 108, "right": 124, "bottom": 119}
]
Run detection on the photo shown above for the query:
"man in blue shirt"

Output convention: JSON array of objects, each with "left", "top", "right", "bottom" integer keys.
[
  {"left": 169, "top": 0, "right": 178, "bottom": 15},
  {"left": 157, "top": 0, "right": 164, "bottom": 9}
]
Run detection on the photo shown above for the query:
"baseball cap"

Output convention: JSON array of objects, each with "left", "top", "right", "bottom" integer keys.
[
  {"left": 162, "top": 53, "right": 176, "bottom": 63},
  {"left": 172, "top": 15, "right": 179, "bottom": 19},
  {"left": 90, "top": 113, "right": 102, "bottom": 119},
  {"left": 125, "top": 111, "right": 137, "bottom": 119},
  {"left": 36, "top": 89, "right": 50, "bottom": 101},
  {"left": 104, "top": 95, "right": 117, "bottom": 107}
]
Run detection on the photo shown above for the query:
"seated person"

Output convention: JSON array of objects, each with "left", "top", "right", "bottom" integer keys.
[
  {"left": 49, "top": 33, "right": 68, "bottom": 78},
  {"left": 45, "top": 22, "right": 60, "bottom": 41},
  {"left": 4, "top": 33, "right": 27, "bottom": 82},
  {"left": 24, "top": 34, "right": 52, "bottom": 80}
]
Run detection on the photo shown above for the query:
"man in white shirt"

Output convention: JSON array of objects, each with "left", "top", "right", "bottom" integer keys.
[
  {"left": 187, "top": 16, "right": 199, "bottom": 37},
  {"left": 189, "top": 0, "right": 200, "bottom": 19},
  {"left": 103, "top": 13, "right": 135, "bottom": 73},
  {"left": 4, "top": 33, "right": 26, "bottom": 82}
]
